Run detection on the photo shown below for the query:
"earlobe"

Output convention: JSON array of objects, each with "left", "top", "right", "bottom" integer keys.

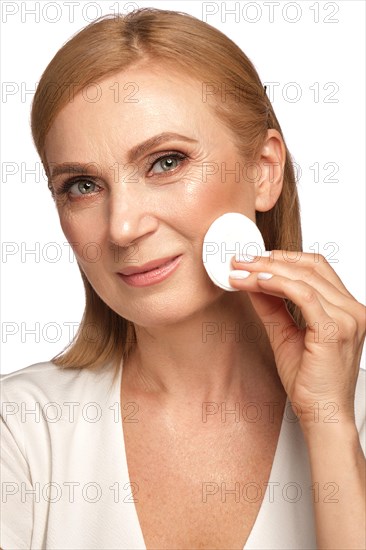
[{"left": 254, "top": 129, "right": 286, "bottom": 213}]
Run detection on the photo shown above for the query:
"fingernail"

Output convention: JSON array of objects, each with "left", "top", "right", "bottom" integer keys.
[
  {"left": 257, "top": 272, "right": 273, "bottom": 280},
  {"left": 229, "top": 270, "right": 251, "bottom": 279}
]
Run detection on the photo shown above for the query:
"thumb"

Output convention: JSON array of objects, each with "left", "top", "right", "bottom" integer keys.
[{"left": 247, "top": 291, "right": 298, "bottom": 354}]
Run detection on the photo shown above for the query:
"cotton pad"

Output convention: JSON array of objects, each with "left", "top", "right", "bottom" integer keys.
[{"left": 202, "top": 212, "right": 266, "bottom": 291}]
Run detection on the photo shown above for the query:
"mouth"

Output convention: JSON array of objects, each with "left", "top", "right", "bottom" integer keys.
[{"left": 117, "top": 255, "right": 183, "bottom": 287}]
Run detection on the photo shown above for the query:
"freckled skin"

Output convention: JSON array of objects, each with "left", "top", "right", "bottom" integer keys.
[
  {"left": 45, "top": 66, "right": 283, "bottom": 329},
  {"left": 44, "top": 74, "right": 290, "bottom": 550},
  {"left": 42, "top": 65, "right": 364, "bottom": 550}
]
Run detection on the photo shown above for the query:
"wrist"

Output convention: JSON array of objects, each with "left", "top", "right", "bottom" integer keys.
[{"left": 301, "top": 416, "right": 360, "bottom": 451}]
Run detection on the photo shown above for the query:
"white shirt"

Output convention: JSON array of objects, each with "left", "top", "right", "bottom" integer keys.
[{"left": 1, "top": 360, "right": 365, "bottom": 549}]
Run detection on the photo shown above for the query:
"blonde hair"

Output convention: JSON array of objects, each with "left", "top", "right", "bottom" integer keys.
[{"left": 31, "top": 8, "right": 305, "bottom": 378}]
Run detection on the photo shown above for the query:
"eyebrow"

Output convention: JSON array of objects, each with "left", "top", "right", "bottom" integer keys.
[{"left": 49, "top": 132, "right": 198, "bottom": 180}]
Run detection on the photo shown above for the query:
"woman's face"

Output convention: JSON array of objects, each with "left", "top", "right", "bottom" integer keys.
[{"left": 44, "top": 65, "right": 270, "bottom": 326}]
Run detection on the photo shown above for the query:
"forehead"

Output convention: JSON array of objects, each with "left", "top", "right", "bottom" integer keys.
[{"left": 44, "top": 66, "right": 228, "bottom": 164}]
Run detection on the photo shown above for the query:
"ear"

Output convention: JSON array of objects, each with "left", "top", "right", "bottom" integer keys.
[{"left": 254, "top": 129, "right": 286, "bottom": 212}]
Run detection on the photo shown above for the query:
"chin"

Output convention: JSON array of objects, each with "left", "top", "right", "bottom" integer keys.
[{"left": 110, "top": 286, "right": 215, "bottom": 328}]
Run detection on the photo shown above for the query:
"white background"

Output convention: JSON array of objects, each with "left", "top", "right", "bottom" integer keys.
[{"left": 1, "top": 0, "right": 365, "bottom": 374}]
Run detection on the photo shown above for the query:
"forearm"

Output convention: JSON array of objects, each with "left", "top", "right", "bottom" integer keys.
[{"left": 303, "top": 420, "right": 366, "bottom": 550}]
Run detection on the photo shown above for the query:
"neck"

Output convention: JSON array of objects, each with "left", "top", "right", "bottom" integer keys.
[{"left": 122, "top": 292, "right": 284, "bottom": 405}]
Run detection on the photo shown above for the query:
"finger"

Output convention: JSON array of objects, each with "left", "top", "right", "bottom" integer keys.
[
  {"left": 244, "top": 290, "right": 302, "bottom": 359},
  {"left": 232, "top": 250, "right": 356, "bottom": 300},
  {"left": 231, "top": 251, "right": 356, "bottom": 307},
  {"left": 230, "top": 272, "right": 331, "bottom": 327},
  {"left": 245, "top": 290, "right": 294, "bottom": 330}
]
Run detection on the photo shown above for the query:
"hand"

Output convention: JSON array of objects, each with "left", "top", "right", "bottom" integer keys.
[{"left": 229, "top": 250, "right": 366, "bottom": 434}]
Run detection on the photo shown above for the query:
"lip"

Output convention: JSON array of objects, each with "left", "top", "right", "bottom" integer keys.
[
  {"left": 117, "top": 255, "right": 183, "bottom": 287},
  {"left": 119, "top": 255, "right": 181, "bottom": 276}
]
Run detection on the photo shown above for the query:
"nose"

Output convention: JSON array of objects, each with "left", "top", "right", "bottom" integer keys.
[{"left": 107, "top": 185, "right": 159, "bottom": 248}]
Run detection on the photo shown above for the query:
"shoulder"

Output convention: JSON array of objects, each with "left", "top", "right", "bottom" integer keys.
[
  {"left": 0, "top": 360, "right": 119, "bottom": 406},
  {"left": 1, "top": 361, "right": 88, "bottom": 400}
]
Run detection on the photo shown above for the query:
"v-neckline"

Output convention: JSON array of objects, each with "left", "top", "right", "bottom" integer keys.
[{"left": 113, "top": 357, "right": 289, "bottom": 550}]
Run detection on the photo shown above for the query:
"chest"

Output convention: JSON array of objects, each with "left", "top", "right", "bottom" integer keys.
[{"left": 121, "top": 412, "right": 282, "bottom": 549}]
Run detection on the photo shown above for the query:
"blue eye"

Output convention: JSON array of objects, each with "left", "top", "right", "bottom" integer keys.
[
  {"left": 58, "top": 179, "right": 98, "bottom": 196},
  {"left": 54, "top": 152, "right": 188, "bottom": 199},
  {"left": 149, "top": 153, "right": 187, "bottom": 174}
]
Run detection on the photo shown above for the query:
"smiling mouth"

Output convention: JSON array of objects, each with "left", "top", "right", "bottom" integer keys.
[{"left": 117, "top": 255, "right": 183, "bottom": 287}]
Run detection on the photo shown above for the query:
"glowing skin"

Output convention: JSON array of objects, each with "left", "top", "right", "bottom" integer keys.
[
  {"left": 44, "top": 64, "right": 286, "bottom": 404},
  {"left": 43, "top": 65, "right": 366, "bottom": 550}
]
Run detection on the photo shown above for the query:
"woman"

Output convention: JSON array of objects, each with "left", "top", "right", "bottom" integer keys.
[{"left": 1, "top": 7, "right": 365, "bottom": 550}]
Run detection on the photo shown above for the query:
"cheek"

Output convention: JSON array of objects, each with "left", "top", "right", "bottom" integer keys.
[
  {"left": 59, "top": 209, "right": 106, "bottom": 266},
  {"left": 178, "top": 168, "right": 253, "bottom": 225},
  {"left": 176, "top": 170, "right": 235, "bottom": 212}
]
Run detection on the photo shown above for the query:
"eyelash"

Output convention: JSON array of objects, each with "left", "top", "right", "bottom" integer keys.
[{"left": 54, "top": 151, "right": 188, "bottom": 198}]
